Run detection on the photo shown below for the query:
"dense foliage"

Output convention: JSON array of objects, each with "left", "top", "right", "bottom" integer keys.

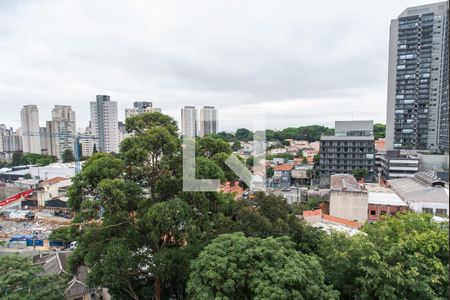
[
  {"left": 187, "top": 233, "right": 338, "bottom": 299},
  {"left": 352, "top": 168, "right": 369, "bottom": 180},
  {"left": 373, "top": 123, "right": 386, "bottom": 139},
  {"left": 213, "top": 124, "right": 385, "bottom": 143},
  {"left": 318, "top": 213, "right": 449, "bottom": 299},
  {"left": 62, "top": 149, "right": 75, "bottom": 163},
  {"left": 0, "top": 255, "right": 67, "bottom": 299},
  {"left": 212, "top": 125, "right": 334, "bottom": 142},
  {"left": 9, "top": 152, "right": 57, "bottom": 167}
]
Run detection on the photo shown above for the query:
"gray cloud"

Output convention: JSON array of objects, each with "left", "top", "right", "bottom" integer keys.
[{"left": 0, "top": 0, "right": 435, "bottom": 131}]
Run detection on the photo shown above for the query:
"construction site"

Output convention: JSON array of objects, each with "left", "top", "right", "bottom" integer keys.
[{"left": 0, "top": 184, "right": 71, "bottom": 252}]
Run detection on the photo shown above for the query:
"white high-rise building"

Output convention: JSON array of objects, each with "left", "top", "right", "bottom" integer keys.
[
  {"left": 199, "top": 106, "right": 218, "bottom": 137},
  {"left": 181, "top": 106, "right": 197, "bottom": 137},
  {"left": 46, "top": 105, "right": 76, "bottom": 160},
  {"left": 0, "top": 126, "right": 23, "bottom": 162},
  {"left": 20, "top": 105, "right": 41, "bottom": 154},
  {"left": 90, "top": 95, "right": 119, "bottom": 153},
  {"left": 78, "top": 127, "right": 97, "bottom": 157},
  {"left": 386, "top": 2, "right": 449, "bottom": 150}
]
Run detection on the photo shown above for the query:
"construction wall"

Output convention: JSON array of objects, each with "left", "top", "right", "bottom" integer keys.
[{"left": 330, "top": 190, "right": 368, "bottom": 223}]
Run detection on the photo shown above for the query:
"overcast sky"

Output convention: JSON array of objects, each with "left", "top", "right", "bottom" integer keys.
[{"left": 0, "top": 0, "right": 437, "bottom": 132}]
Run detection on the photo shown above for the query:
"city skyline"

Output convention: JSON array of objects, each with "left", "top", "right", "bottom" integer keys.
[{"left": 0, "top": 0, "right": 439, "bottom": 131}]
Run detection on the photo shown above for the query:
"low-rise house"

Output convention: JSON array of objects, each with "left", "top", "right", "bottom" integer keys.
[
  {"left": 286, "top": 147, "right": 300, "bottom": 155},
  {"left": 302, "top": 149, "right": 317, "bottom": 158},
  {"left": 220, "top": 181, "right": 245, "bottom": 199},
  {"left": 269, "top": 148, "right": 287, "bottom": 155},
  {"left": 272, "top": 157, "right": 286, "bottom": 165},
  {"left": 33, "top": 252, "right": 103, "bottom": 300},
  {"left": 291, "top": 164, "right": 314, "bottom": 185},
  {"left": 37, "top": 177, "right": 72, "bottom": 207},
  {"left": 273, "top": 164, "right": 293, "bottom": 188},
  {"left": 388, "top": 172, "right": 449, "bottom": 216},
  {"left": 293, "top": 140, "right": 310, "bottom": 149}
]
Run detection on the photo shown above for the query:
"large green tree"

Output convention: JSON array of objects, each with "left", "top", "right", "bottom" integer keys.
[
  {"left": 68, "top": 112, "right": 243, "bottom": 300},
  {"left": 196, "top": 136, "right": 231, "bottom": 158},
  {"left": 62, "top": 149, "right": 75, "bottom": 163},
  {"left": 352, "top": 168, "right": 368, "bottom": 180},
  {"left": 235, "top": 128, "right": 254, "bottom": 141},
  {"left": 187, "top": 232, "right": 338, "bottom": 299},
  {"left": 67, "top": 152, "right": 124, "bottom": 211}
]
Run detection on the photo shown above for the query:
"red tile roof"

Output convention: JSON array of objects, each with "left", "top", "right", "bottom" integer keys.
[
  {"left": 42, "top": 177, "right": 68, "bottom": 185},
  {"left": 220, "top": 181, "right": 244, "bottom": 198},
  {"left": 303, "top": 209, "right": 322, "bottom": 217},
  {"left": 274, "top": 164, "right": 293, "bottom": 171},
  {"left": 322, "top": 214, "right": 361, "bottom": 229},
  {"left": 330, "top": 174, "right": 360, "bottom": 191},
  {"left": 303, "top": 209, "right": 361, "bottom": 229}
]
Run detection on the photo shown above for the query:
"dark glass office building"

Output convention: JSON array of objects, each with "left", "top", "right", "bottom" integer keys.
[{"left": 386, "top": 2, "right": 448, "bottom": 151}]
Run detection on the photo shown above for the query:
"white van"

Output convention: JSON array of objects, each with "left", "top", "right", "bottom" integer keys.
[{"left": 69, "top": 241, "right": 77, "bottom": 250}]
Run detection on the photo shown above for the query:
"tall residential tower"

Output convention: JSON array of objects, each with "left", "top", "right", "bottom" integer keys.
[
  {"left": 46, "top": 105, "right": 76, "bottom": 160},
  {"left": 199, "top": 106, "right": 218, "bottom": 137},
  {"left": 181, "top": 106, "right": 197, "bottom": 137},
  {"left": 386, "top": 2, "right": 449, "bottom": 150},
  {"left": 90, "top": 95, "right": 119, "bottom": 153},
  {"left": 20, "top": 105, "right": 41, "bottom": 154}
]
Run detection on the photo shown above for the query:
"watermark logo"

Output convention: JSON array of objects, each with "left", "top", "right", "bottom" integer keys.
[{"left": 183, "top": 107, "right": 266, "bottom": 192}]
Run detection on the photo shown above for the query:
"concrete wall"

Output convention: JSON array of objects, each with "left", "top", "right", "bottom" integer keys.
[
  {"left": 417, "top": 153, "right": 449, "bottom": 171},
  {"left": 330, "top": 190, "right": 368, "bottom": 222}
]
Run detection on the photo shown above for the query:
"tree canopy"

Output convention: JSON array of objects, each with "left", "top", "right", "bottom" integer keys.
[
  {"left": 0, "top": 255, "right": 67, "bottom": 300},
  {"left": 62, "top": 149, "right": 75, "bottom": 163},
  {"left": 9, "top": 152, "right": 57, "bottom": 167},
  {"left": 187, "top": 232, "right": 338, "bottom": 300},
  {"left": 373, "top": 123, "right": 386, "bottom": 139},
  {"left": 212, "top": 125, "right": 334, "bottom": 143},
  {"left": 352, "top": 168, "right": 368, "bottom": 180}
]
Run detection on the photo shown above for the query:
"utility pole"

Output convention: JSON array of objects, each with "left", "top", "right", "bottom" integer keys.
[{"left": 32, "top": 230, "right": 36, "bottom": 251}]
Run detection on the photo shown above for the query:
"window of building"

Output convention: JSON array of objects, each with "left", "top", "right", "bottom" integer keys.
[
  {"left": 436, "top": 208, "right": 447, "bottom": 216},
  {"left": 370, "top": 210, "right": 376, "bottom": 216},
  {"left": 422, "top": 207, "right": 433, "bottom": 214}
]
